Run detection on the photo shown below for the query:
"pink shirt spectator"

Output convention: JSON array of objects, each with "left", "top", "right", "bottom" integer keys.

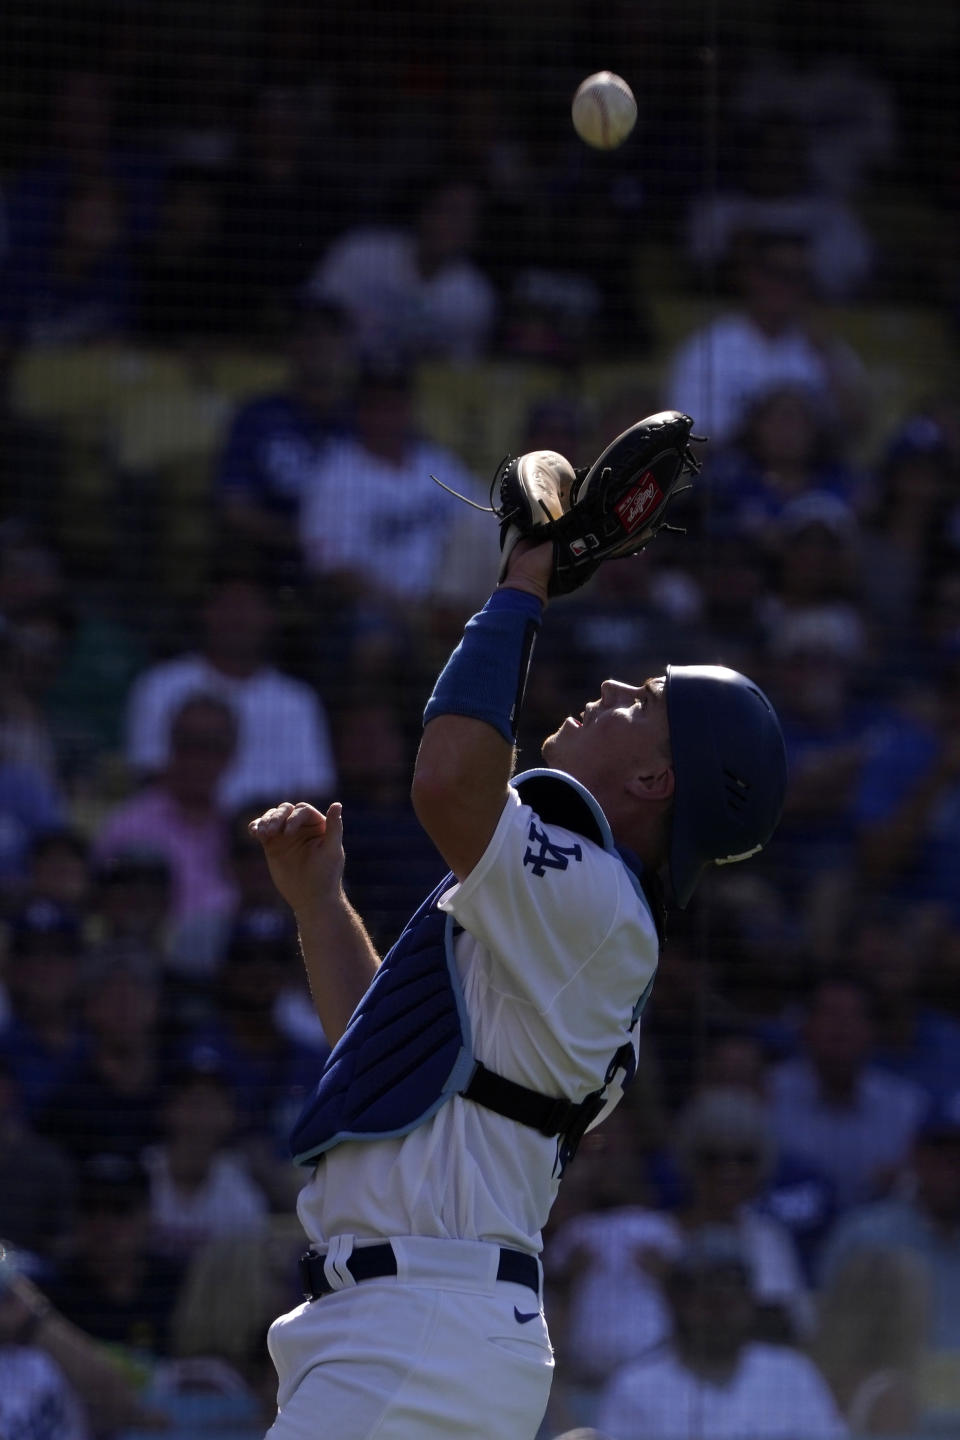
[{"left": 93, "top": 786, "right": 237, "bottom": 934}]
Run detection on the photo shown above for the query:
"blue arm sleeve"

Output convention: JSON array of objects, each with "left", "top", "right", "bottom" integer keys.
[{"left": 423, "top": 589, "right": 543, "bottom": 744}]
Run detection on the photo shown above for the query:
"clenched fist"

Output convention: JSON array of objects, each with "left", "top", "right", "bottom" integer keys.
[{"left": 249, "top": 800, "right": 345, "bottom": 916}]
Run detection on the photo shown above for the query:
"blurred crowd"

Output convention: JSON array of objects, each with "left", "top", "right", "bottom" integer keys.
[{"left": 0, "top": 2, "right": 959, "bottom": 1438}]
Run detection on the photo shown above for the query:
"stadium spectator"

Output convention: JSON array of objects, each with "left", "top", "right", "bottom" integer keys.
[
  {"left": 0, "top": 172, "right": 134, "bottom": 347},
  {"left": 761, "top": 594, "right": 878, "bottom": 923},
  {"left": 0, "top": 65, "right": 158, "bottom": 251},
  {"left": 680, "top": 874, "right": 804, "bottom": 1058},
  {"left": 0, "top": 519, "right": 145, "bottom": 766},
  {"left": 538, "top": 1085, "right": 669, "bottom": 1435},
  {"left": 819, "top": 1090, "right": 960, "bottom": 1354},
  {"left": 297, "top": 359, "right": 495, "bottom": 626},
  {"left": 93, "top": 693, "right": 239, "bottom": 973},
  {"left": 0, "top": 745, "right": 66, "bottom": 892},
  {"left": 0, "top": 1055, "right": 75, "bottom": 1271},
  {"left": 0, "top": 516, "right": 141, "bottom": 793},
  {"left": 921, "top": 563, "right": 960, "bottom": 679},
  {"left": 1, "top": 595, "right": 81, "bottom": 800},
  {"left": 683, "top": 101, "right": 877, "bottom": 301},
  {"left": 91, "top": 851, "right": 172, "bottom": 959},
  {"left": 682, "top": 530, "right": 771, "bottom": 679},
  {"left": 123, "top": 569, "right": 337, "bottom": 814},
  {"left": 24, "top": 828, "right": 91, "bottom": 914},
  {"left": 218, "top": 86, "right": 345, "bottom": 340},
  {"left": 844, "top": 901, "right": 960, "bottom": 1103},
  {"left": 808, "top": 1245, "right": 930, "bottom": 1435},
  {"left": 0, "top": 1233, "right": 167, "bottom": 1437},
  {"left": 692, "top": 1029, "right": 839, "bottom": 1280},
  {"left": 133, "top": 162, "right": 232, "bottom": 344},
  {"left": 0, "top": 63, "right": 151, "bottom": 349},
  {"left": 663, "top": 1087, "right": 813, "bottom": 1341},
  {"left": 665, "top": 229, "right": 869, "bottom": 449},
  {"left": 630, "top": 906, "right": 738, "bottom": 1117},
  {"left": 180, "top": 908, "right": 322, "bottom": 1210},
  {"left": 39, "top": 580, "right": 149, "bottom": 782},
  {"left": 0, "top": 1309, "right": 92, "bottom": 1440},
  {"left": 142, "top": 1043, "right": 270, "bottom": 1262},
  {"left": 858, "top": 416, "right": 960, "bottom": 667},
  {"left": 306, "top": 173, "right": 498, "bottom": 362},
  {"left": 331, "top": 689, "right": 447, "bottom": 954},
  {"left": 545, "top": 1087, "right": 811, "bottom": 1406},
  {"left": 769, "top": 973, "right": 927, "bottom": 1209},
  {"left": 759, "top": 490, "right": 866, "bottom": 655},
  {"left": 37, "top": 942, "right": 170, "bottom": 1169},
  {"left": 160, "top": 1217, "right": 305, "bottom": 1431},
  {"left": 594, "top": 1227, "right": 845, "bottom": 1440},
  {"left": 855, "top": 655, "right": 960, "bottom": 926},
  {"left": 700, "top": 384, "right": 867, "bottom": 547},
  {"left": 498, "top": 129, "right": 656, "bottom": 364},
  {"left": 213, "top": 296, "right": 355, "bottom": 566},
  {"left": 41, "top": 1152, "right": 186, "bottom": 1361},
  {"left": 0, "top": 899, "right": 87, "bottom": 1117},
  {"left": 732, "top": 21, "right": 899, "bottom": 202}
]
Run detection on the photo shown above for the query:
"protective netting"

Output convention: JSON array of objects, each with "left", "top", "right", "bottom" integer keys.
[{"left": 0, "top": 3, "right": 958, "bottom": 1437}]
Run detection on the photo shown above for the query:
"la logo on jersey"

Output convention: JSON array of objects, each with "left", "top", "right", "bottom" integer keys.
[{"left": 523, "top": 822, "right": 583, "bottom": 877}]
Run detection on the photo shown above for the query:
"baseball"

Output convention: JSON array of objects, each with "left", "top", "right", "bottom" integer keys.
[{"left": 571, "top": 71, "right": 637, "bottom": 150}]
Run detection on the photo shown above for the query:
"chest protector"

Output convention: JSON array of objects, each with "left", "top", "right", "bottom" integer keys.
[{"left": 289, "top": 769, "right": 665, "bottom": 1171}]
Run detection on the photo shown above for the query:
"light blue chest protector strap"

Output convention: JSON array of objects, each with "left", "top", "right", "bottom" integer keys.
[{"left": 288, "top": 770, "right": 665, "bottom": 1171}]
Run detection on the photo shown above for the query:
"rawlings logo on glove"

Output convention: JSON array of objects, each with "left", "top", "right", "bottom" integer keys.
[
  {"left": 492, "top": 410, "right": 703, "bottom": 596},
  {"left": 616, "top": 474, "right": 664, "bottom": 533}
]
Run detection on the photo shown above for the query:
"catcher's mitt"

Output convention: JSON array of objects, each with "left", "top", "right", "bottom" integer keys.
[{"left": 493, "top": 410, "right": 703, "bottom": 596}]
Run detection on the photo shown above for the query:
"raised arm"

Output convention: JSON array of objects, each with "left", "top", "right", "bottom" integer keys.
[
  {"left": 250, "top": 800, "right": 380, "bottom": 1047},
  {"left": 411, "top": 542, "right": 553, "bottom": 880}
]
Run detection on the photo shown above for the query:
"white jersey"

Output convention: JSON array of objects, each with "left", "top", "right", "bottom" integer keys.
[
  {"left": 298, "top": 435, "right": 489, "bottom": 604},
  {"left": 124, "top": 653, "right": 337, "bottom": 813},
  {"left": 596, "top": 1341, "right": 847, "bottom": 1440},
  {"left": 547, "top": 1204, "right": 814, "bottom": 1385},
  {"left": 296, "top": 783, "right": 659, "bottom": 1253}
]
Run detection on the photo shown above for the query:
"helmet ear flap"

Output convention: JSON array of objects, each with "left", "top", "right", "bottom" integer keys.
[{"left": 664, "top": 666, "right": 787, "bottom": 909}]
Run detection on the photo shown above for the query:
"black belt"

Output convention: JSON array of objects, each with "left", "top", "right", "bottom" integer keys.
[{"left": 299, "top": 1242, "right": 539, "bottom": 1301}]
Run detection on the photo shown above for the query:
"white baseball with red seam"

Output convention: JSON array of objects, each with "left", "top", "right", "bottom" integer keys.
[{"left": 571, "top": 71, "right": 637, "bottom": 150}]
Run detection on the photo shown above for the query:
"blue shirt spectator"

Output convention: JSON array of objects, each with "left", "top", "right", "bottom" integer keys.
[
  {"left": 181, "top": 909, "right": 325, "bottom": 1155},
  {"left": 0, "top": 175, "right": 134, "bottom": 346},
  {"left": 213, "top": 298, "right": 355, "bottom": 566},
  {"left": 769, "top": 974, "right": 927, "bottom": 1210},
  {"left": 0, "top": 900, "right": 87, "bottom": 1116},
  {"left": 855, "top": 662, "right": 960, "bottom": 924},
  {"left": 702, "top": 386, "right": 867, "bottom": 546},
  {"left": 819, "top": 1092, "right": 960, "bottom": 1351},
  {"left": 0, "top": 762, "right": 65, "bottom": 885}
]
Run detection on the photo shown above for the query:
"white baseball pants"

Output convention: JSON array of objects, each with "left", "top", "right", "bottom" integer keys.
[{"left": 264, "top": 1236, "right": 554, "bottom": 1439}]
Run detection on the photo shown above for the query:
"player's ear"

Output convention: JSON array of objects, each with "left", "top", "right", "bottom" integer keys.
[{"left": 627, "top": 765, "right": 674, "bottom": 802}]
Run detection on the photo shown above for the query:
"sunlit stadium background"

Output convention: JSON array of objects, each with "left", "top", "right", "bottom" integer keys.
[{"left": 0, "top": 2, "right": 958, "bottom": 1437}]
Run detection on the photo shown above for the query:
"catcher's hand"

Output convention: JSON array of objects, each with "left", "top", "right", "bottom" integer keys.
[{"left": 493, "top": 410, "right": 703, "bottom": 596}]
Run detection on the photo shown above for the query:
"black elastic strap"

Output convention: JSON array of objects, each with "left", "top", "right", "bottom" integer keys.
[{"left": 460, "top": 1060, "right": 590, "bottom": 1139}]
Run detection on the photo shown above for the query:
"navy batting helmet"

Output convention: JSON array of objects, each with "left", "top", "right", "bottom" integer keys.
[{"left": 664, "top": 665, "right": 787, "bottom": 908}]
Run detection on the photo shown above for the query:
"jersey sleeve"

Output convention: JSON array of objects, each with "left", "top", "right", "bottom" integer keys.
[{"left": 439, "top": 785, "right": 657, "bottom": 1013}]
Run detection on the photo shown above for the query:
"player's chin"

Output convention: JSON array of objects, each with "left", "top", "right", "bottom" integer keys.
[{"left": 542, "top": 717, "right": 579, "bottom": 761}]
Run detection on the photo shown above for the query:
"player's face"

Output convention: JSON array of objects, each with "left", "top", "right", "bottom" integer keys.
[{"left": 541, "top": 677, "right": 673, "bottom": 803}]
